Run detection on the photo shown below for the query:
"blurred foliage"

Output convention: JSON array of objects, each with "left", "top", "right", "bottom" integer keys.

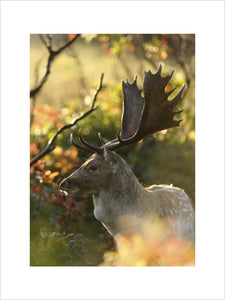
[
  {"left": 100, "top": 217, "right": 195, "bottom": 266},
  {"left": 30, "top": 34, "right": 195, "bottom": 266}
]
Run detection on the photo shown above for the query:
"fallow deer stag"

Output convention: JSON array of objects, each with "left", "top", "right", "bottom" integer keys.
[{"left": 60, "top": 65, "right": 195, "bottom": 245}]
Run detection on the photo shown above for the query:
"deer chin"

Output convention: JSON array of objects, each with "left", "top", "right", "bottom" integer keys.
[{"left": 60, "top": 186, "right": 80, "bottom": 195}]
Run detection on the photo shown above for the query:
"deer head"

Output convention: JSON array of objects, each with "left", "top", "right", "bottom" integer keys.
[
  {"left": 59, "top": 150, "right": 121, "bottom": 195},
  {"left": 60, "top": 65, "right": 185, "bottom": 193}
]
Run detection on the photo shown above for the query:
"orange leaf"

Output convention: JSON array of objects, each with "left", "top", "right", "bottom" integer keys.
[{"left": 68, "top": 34, "right": 76, "bottom": 40}]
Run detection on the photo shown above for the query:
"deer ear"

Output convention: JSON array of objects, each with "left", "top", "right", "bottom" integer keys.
[
  {"left": 103, "top": 148, "right": 117, "bottom": 169},
  {"left": 103, "top": 148, "right": 108, "bottom": 160}
]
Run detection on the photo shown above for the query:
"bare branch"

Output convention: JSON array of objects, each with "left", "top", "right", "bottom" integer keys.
[
  {"left": 30, "top": 34, "right": 80, "bottom": 98},
  {"left": 30, "top": 56, "right": 44, "bottom": 125},
  {"left": 39, "top": 34, "right": 49, "bottom": 50},
  {"left": 90, "top": 73, "right": 104, "bottom": 110},
  {"left": 55, "top": 35, "right": 80, "bottom": 55},
  {"left": 30, "top": 73, "right": 104, "bottom": 167}
]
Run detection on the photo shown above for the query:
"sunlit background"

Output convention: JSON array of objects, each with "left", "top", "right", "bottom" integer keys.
[{"left": 30, "top": 34, "right": 195, "bottom": 266}]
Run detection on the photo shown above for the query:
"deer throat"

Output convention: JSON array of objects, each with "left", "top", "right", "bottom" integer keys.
[{"left": 92, "top": 189, "right": 144, "bottom": 237}]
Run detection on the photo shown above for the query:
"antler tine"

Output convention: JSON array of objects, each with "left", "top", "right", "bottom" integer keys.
[
  {"left": 166, "top": 86, "right": 177, "bottom": 97},
  {"left": 70, "top": 133, "right": 94, "bottom": 153},
  {"left": 78, "top": 129, "right": 103, "bottom": 155},
  {"left": 98, "top": 132, "right": 108, "bottom": 145},
  {"left": 102, "top": 131, "right": 137, "bottom": 151},
  {"left": 156, "top": 64, "right": 162, "bottom": 75},
  {"left": 169, "top": 84, "right": 185, "bottom": 107}
]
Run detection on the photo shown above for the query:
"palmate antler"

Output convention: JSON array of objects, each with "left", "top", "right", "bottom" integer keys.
[{"left": 71, "top": 65, "right": 185, "bottom": 154}]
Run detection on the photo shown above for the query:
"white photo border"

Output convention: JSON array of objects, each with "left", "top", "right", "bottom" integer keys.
[{"left": 1, "top": 1, "right": 224, "bottom": 299}]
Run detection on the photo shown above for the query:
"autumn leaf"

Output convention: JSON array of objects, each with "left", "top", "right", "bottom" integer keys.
[{"left": 68, "top": 34, "right": 76, "bottom": 40}]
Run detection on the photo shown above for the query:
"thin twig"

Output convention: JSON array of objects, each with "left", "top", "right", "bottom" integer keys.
[
  {"left": 30, "top": 34, "right": 80, "bottom": 98},
  {"left": 66, "top": 49, "right": 87, "bottom": 99},
  {"left": 30, "top": 73, "right": 104, "bottom": 167}
]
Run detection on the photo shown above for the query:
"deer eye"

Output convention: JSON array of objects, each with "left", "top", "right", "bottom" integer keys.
[{"left": 89, "top": 165, "right": 97, "bottom": 171}]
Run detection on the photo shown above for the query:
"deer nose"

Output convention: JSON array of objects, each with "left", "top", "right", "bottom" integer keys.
[{"left": 59, "top": 179, "right": 69, "bottom": 190}]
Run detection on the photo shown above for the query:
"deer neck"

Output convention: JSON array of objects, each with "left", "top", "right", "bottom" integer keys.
[{"left": 92, "top": 163, "right": 145, "bottom": 236}]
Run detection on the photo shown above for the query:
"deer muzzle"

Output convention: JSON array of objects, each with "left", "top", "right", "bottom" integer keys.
[{"left": 59, "top": 177, "right": 80, "bottom": 194}]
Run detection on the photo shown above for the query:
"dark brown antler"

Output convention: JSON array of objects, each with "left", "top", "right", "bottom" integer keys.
[
  {"left": 72, "top": 65, "right": 185, "bottom": 153},
  {"left": 70, "top": 129, "right": 103, "bottom": 155},
  {"left": 101, "top": 65, "right": 185, "bottom": 150}
]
